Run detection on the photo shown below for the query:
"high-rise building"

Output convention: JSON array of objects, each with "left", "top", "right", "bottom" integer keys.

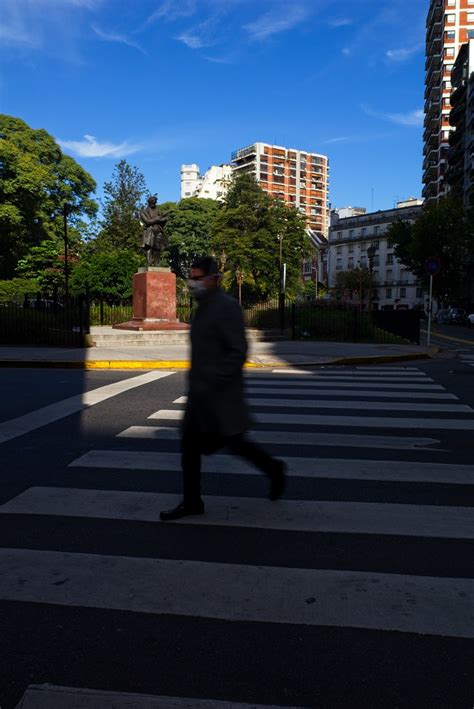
[
  {"left": 231, "top": 142, "right": 330, "bottom": 235},
  {"left": 447, "top": 35, "right": 474, "bottom": 206},
  {"left": 181, "top": 163, "right": 232, "bottom": 201},
  {"left": 423, "top": 0, "right": 474, "bottom": 204}
]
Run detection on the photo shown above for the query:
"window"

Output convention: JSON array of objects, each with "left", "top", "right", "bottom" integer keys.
[
  {"left": 337, "top": 231, "right": 342, "bottom": 240},
  {"left": 468, "top": 12, "right": 474, "bottom": 21},
  {"left": 336, "top": 259, "right": 342, "bottom": 271},
  {"left": 374, "top": 226, "right": 379, "bottom": 235},
  {"left": 360, "top": 242, "right": 367, "bottom": 252},
  {"left": 400, "top": 288, "right": 406, "bottom": 298},
  {"left": 416, "top": 287, "right": 423, "bottom": 298},
  {"left": 361, "top": 227, "right": 366, "bottom": 236},
  {"left": 386, "top": 254, "right": 394, "bottom": 265},
  {"left": 386, "top": 288, "right": 392, "bottom": 299},
  {"left": 349, "top": 244, "right": 354, "bottom": 252},
  {"left": 360, "top": 256, "right": 367, "bottom": 267},
  {"left": 445, "top": 47, "right": 455, "bottom": 57},
  {"left": 386, "top": 269, "right": 393, "bottom": 280},
  {"left": 337, "top": 246, "right": 342, "bottom": 254},
  {"left": 349, "top": 229, "right": 354, "bottom": 238},
  {"left": 445, "top": 14, "right": 455, "bottom": 23},
  {"left": 348, "top": 258, "right": 354, "bottom": 269},
  {"left": 372, "top": 240, "right": 379, "bottom": 249},
  {"left": 445, "top": 31, "right": 455, "bottom": 40}
]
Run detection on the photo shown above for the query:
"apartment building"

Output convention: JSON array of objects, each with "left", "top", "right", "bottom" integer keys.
[
  {"left": 181, "top": 163, "right": 232, "bottom": 201},
  {"left": 328, "top": 200, "right": 424, "bottom": 310},
  {"left": 231, "top": 142, "right": 330, "bottom": 235},
  {"left": 447, "top": 35, "right": 474, "bottom": 205},
  {"left": 424, "top": 0, "right": 474, "bottom": 204}
]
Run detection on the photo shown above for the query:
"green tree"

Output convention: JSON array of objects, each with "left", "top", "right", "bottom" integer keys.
[
  {"left": 70, "top": 249, "right": 142, "bottom": 303},
  {"left": 211, "top": 173, "right": 309, "bottom": 301},
  {"left": 334, "top": 268, "right": 373, "bottom": 304},
  {"left": 15, "top": 240, "right": 65, "bottom": 293},
  {"left": 95, "top": 160, "right": 149, "bottom": 253},
  {"left": 386, "top": 197, "right": 474, "bottom": 305},
  {"left": 161, "top": 197, "right": 221, "bottom": 278},
  {"left": 0, "top": 114, "right": 97, "bottom": 278}
]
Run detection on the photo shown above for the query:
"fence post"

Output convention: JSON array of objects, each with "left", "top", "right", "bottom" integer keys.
[
  {"left": 100, "top": 300, "right": 104, "bottom": 327},
  {"left": 279, "top": 293, "right": 285, "bottom": 332},
  {"left": 291, "top": 303, "right": 296, "bottom": 340},
  {"left": 353, "top": 308, "right": 359, "bottom": 342},
  {"left": 85, "top": 288, "right": 91, "bottom": 334}
]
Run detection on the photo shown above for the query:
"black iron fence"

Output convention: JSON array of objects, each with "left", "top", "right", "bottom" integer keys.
[
  {"left": 0, "top": 293, "right": 420, "bottom": 347},
  {"left": 0, "top": 294, "right": 89, "bottom": 346}
]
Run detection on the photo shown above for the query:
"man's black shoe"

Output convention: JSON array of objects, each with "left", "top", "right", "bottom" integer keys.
[
  {"left": 269, "top": 461, "right": 286, "bottom": 501},
  {"left": 160, "top": 500, "right": 205, "bottom": 521}
]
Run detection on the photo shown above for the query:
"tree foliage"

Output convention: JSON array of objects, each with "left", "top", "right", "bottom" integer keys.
[
  {"left": 70, "top": 249, "right": 142, "bottom": 303},
  {"left": 15, "top": 240, "right": 65, "bottom": 293},
  {"left": 210, "top": 173, "right": 309, "bottom": 300},
  {"left": 161, "top": 197, "right": 221, "bottom": 278},
  {"left": 334, "top": 268, "right": 373, "bottom": 302},
  {"left": 94, "top": 160, "right": 149, "bottom": 253},
  {"left": 386, "top": 197, "right": 474, "bottom": 305},
  {"left": 0, "top": 114, "right": 97, "bottom": 279}
]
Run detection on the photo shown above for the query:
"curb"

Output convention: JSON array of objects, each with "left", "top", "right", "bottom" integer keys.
[{"left": 0, "top": 351, "right": 437, "bottom": 370}]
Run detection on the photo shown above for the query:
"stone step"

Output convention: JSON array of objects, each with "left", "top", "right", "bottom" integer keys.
[{"left": 88, "top": 327, "right": 287, "bottom": 347}]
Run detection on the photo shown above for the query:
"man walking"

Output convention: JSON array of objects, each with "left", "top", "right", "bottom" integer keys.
[{"left": 160, "top": 256, "right": 286, "bottom": 521}]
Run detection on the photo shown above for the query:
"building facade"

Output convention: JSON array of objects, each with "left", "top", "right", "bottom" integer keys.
[
  {"left": 447, "top": 35, "right": 474, "bottom": 205},
  {"left": 231, "top": 143, "right": 330, "bottom": 235},
  {"left": 328, "top": 200, "right": 425, "bottom": 311},
  {"left": 423, "top": 0, "right": 474, "bottom": 204},
  {"left": 180, "top": 163, "right": 232, "bottom": 201}
]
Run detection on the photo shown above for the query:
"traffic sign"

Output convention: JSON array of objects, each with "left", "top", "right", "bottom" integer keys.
[{"left": 425, "top": 256, "right": 441, "bottom": 275}]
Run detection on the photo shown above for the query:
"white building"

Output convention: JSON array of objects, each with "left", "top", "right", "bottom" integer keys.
[
  {"left": 180, "top": 163, "right": 232, "bottom": 201},
  {"left": 328, "top": 199, "right": 425, "bottom": 311}
]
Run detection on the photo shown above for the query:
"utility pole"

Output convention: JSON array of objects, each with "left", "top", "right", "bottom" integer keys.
[{"left": 63, "top": 203, "right": 69, "bottom": 301}]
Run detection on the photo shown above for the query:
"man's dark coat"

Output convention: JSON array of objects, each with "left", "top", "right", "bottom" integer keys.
[{"left": 183, "top": 288, "right": 249, "bottom": 439}]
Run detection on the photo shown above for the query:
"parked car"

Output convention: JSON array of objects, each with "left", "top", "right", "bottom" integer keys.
[
  {"left": 434, "top": 309, "right": 450, "bottom": 323},
  {"left": 449, "top": 308, "right": 467, "bottom": 324},
  {"left": 467, "top": 313, "right": 474, "bottom": 327}
]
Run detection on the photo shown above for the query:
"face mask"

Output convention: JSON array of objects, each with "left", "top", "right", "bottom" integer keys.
[{"left": 187, "top": 279, "right": 207, "bottom": 298}]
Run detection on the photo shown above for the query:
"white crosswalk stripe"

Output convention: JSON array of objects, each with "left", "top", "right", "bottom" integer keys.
[
  {"left": 117, "top": 426, "right": 443, "bottom": 451},
  {"left": 2, "top": 364, "right": 474, "bottom": 649}
]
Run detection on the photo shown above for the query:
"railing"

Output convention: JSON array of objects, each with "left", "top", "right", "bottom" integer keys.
[{"left": 0, "top": 294, "right": 89, "bottom": 346}]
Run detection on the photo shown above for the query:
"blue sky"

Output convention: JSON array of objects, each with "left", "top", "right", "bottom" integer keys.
[{"left": 1, "top": 0, "right": 427, "bottom": 211}]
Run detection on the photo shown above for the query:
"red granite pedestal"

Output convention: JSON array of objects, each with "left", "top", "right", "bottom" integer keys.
[{"left": 113, "top": 268, "right": 189, "bottom": 331}]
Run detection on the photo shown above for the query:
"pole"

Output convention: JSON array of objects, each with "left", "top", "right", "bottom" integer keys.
[
  {"left": 427, "top": 274, "right": 433, "bottom": 347},
  {"left": 63, "top": 204, "right": 69, "bottom": 301}
]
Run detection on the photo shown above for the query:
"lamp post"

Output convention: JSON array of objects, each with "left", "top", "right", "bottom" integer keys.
[
  {"left": 236, "top": 267, "right": 244, "bottom": 305},
  {"left": 63, "top": 203, "right": 69, "bottom": 301},
  {"left": 367, "top": 244, "right": 377, "bottom": 312}
]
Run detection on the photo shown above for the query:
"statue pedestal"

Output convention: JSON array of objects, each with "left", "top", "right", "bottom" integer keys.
[{"left": 113, "top": 268, "right": 189, "bottom": 331}]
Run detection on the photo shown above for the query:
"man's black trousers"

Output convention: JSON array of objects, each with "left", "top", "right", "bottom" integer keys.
[{"left": 181, "top": 426, "right": 278, "bottom": 503}]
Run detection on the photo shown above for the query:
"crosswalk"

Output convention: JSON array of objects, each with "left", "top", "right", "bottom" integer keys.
[{"left": 2, "top": 364, "right": 474, "bottom": 705}]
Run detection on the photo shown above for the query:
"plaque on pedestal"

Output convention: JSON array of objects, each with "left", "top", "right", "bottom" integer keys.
[{"left": 113, "top": 268, "right": 189, "bottom": 331}]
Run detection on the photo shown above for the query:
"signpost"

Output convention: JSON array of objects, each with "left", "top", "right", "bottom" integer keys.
[{"left": 425, "top": 256, "right": 441, "bottom": 347}]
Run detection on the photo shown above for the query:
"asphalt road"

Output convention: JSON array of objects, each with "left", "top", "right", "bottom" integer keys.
[{"left": 1, "top": 359, "right": 474, "bottom": 708}]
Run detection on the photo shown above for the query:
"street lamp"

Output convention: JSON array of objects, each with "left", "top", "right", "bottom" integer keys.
[
  {"left": 236, "top": 267, "right": 244, "bottom": 305},
  {"left": 367, "top": 244, "right": 377, "bottom": 312},
  {"left": 63, "top": 203, "right": 69, "bottom": 301}
]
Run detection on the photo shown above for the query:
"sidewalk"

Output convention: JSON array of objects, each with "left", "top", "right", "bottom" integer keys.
[{"left": 0, "top": 340, "right": 436, "bottom": 369}]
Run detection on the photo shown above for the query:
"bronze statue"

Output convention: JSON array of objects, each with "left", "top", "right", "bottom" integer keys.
[{"left": 139, "top": 196, "right": 168, "bottom": 267}]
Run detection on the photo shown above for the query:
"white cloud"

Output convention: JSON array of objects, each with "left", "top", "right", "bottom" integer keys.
[
  {"left": 144, "top": 0, "right": 197, "bottom": 25},
  {"left": 176, "top": 31, "right": 212, "bottom": 48},
  {"left": 57, "top": 134, "right": 142, "bottom": 158},
  {"left": 323, "top": 136, "right": 351, "bottom": 144},
  {"left": 386, "top": 44, "right": 423, "bottom": 62},
  {"left": 328, "top": 17, "right": 352, "bottom": 28},
  {"left": 92, "top": 24, "right": 146, "bottom": 53},
  {"left": 362, "top": 105, "right": 424, "bottom": 127},
  {"left": 243, "top": 4, "right": 310, "bottom": 41}
]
